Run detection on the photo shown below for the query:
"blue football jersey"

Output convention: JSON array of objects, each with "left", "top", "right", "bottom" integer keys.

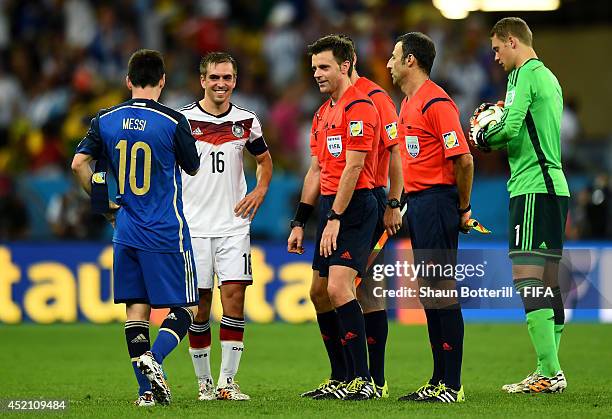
[{"left": 76, "top": 99, "right": 199, "bottom": 253}]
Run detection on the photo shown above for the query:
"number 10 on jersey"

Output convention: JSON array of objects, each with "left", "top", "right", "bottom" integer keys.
[{"left": 115, "top": 139, "right": 152, "bottom": 195}]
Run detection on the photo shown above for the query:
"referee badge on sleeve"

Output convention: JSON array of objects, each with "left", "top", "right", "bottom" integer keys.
[
  {"left": 349, "top": 120, "right": 363, "bottom": 136},
  {"left": 385, "top": 122, "right": 398, "bottom": 140},
  {"left": 443, "top": 131, "right": 460, "bottom": 149}
]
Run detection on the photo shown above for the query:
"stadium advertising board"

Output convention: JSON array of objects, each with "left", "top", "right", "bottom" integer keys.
[{"left": 1, "top": 242, "right": 611, "bottom": 324}]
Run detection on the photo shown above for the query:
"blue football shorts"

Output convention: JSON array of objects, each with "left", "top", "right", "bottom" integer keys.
[{"left": 113, "top": 243, "right": 198, "bottom": 308}]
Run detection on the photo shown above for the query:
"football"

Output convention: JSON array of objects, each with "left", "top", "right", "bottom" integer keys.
[{"left": 475, "top": 104, "right": 504, "bottom": 130}]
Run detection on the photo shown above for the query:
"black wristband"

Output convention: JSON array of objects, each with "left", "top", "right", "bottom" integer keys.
[
  {"left": 290, "top": 220, "right": 304, "bottom": 229},
  {"left": 293, "top": 202, "right": 314, "bottom": 225},
  {"left": 458, "top": 204, "right": 471, "bottom": 214}
]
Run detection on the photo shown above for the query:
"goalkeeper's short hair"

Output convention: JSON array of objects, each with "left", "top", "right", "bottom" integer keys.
[{"left": 490, "top": 17, "right": 533, "bottom": 47}]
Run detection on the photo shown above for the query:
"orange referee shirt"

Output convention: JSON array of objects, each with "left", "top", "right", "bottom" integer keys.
[
  {"left": 354, "top": 77, "right": 400, "bottom": 188},
  {"left": 310, "top": 85, "right": 379, "bottom": 195},
  {"left": 398, "top": 79, "right": 470, "bottom": 193}
]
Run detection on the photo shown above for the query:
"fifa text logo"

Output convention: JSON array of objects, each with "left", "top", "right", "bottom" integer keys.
[{"left": 518, "top": 287, "right": 554, "bottom": 297}]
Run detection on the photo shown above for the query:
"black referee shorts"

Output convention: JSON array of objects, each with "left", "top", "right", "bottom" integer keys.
[
  {"left": 406, "top": 185, "right": 460, "bottom": 271},
  {"left": 371, "top": 186, "right": 388, "bottom": 249},
  {"left": 312, "top": 189, "right": 377, "bottom": 278}
]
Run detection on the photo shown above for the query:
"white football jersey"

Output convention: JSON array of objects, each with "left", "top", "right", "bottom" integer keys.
[{"left": 180, "top": 102, "right": 268, "bottom": 237}]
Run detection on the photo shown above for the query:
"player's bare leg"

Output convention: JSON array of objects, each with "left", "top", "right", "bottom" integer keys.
[
  {"left": 328, "top": 265, "right": 375, "bottom": 400},
  {"left": 216, "top": 283, "right": 249, "bottom": 400},
  {"left": 125, "top": 303, "right": 154, "bottom": 405},
  {"left": 303, "top": 271, "right": 349, "bottom": 399},
  {"left": 310, "top": 271, "right": 334, "bottom": 312},
  {"left": 188, "top": 289, "right": 214, "bottom": 400}
]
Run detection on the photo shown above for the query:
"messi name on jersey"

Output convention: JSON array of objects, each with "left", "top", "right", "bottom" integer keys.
[{"left": 122, "top": 118, "right": 147, "bottom": 131}]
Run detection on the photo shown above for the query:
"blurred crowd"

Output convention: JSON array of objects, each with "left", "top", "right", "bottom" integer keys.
[{"left": 0, "top": 0, "right": 608, "bottom": 240}]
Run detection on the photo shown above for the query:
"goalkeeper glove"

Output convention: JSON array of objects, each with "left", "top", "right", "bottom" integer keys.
[
  {"left": 469, "top": 115, "right": 491, "bottom": 152},
  {"left": 469, "top": 101, "right": 504, "bottom": 152}
]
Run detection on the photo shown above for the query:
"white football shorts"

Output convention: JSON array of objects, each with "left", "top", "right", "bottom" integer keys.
[{"left": 191, "top": 233, "right": 253, "bottom": 289}]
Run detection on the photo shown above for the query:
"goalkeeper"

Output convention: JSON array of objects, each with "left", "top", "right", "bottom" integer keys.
[{"left": 470, "top": 17, "right": 569, "bottom": 394}]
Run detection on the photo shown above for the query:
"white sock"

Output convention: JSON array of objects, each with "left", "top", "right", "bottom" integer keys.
[
  {"left": 218, "top": 341, "right": 243, "bottom": 387},
  {"left": 189, "top": 346, "right": 212, "bottom": 382}
]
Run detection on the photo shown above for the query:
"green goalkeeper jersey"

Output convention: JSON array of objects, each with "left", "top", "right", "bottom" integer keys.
[{"left": 484, "top": 58, "right": 569, "bottom": 198}]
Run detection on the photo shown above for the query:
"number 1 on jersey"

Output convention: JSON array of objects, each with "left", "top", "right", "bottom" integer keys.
[
  {"left": 115, "top": 139, "right": 152, "bottom": 195},
  {"left": 515, "top": 224, "right": 520, "bottom": 247}
]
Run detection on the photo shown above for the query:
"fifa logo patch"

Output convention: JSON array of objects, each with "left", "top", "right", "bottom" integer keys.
[
  {"left": 443, "top": 131, "right": 460, "bottom": 149},
  {"left": 326, "top": 135, "right": 343, "bottom": 158},
  {"left": 385, "top": 122, "right": 398, "bottom": 140},
  {"left": 505, "top": 90, "right": 515, "bottom": 107},
  {"left": 405, "top": 135, "right": 419, "bottom": 158},
  {"left": 91, "top": 172, "right": 106, "bottom": 184},
  {"left": 349, "top": 120, "right": 363, "bottom": 136},
  {"left": 232, "top": 123, "right": 245, "bottom": 138}
]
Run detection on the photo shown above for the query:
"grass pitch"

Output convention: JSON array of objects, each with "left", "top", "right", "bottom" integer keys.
[{"left": 1, "top": 322, "right": 611, "bottom": 418}]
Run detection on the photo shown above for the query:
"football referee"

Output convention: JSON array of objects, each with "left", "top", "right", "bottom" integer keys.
[
  {"left": 387, "top": 32, "right": 474, "bottom": 403},
  {"left": 288, "top": 35, "right": 380, "bottom": 401}
]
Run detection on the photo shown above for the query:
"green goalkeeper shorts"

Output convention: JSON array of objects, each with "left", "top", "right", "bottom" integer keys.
[{"left": 508, "top": 193, "right": 569, "bottom": 260}]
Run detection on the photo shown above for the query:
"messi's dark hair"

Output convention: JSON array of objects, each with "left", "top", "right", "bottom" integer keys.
[{"left": 127, "top": 49, "right": 165, "bottom": 88}]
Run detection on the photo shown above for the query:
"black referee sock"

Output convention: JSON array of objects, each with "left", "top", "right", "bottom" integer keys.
[
  {"left": 341, "top": 334, "right": 356, "bottom": 382},
  {"left": 424, "top": 308, "right": 445, "bottom": 385},
  {"left": 336, "top": 299, "right": 370, "bottom": 380},
  {"left": 316, "top": 310, "right": 347, "bottom": 382},
  {"left": 364, "top": 310, "right": 388, "bottom": 387},
  {"left": 438, "top": 305, "right": 464, "bottom": 391}
]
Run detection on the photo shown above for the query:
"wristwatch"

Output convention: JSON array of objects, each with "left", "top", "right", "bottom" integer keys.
[
  {"left": 326, "top": 209, "right": 342, "bottom": 221},
  {"left": 290, "top": 220, "right": 305, "bottom": 228},
  {"left": 386, "top": 198, "right": 401, "bottom": 209}
]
